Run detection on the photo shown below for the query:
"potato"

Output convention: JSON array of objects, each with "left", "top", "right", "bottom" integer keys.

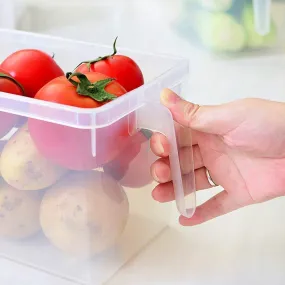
[
  {"left": 0, "top": 180, "right": 42, "bottom": 239},
  {"left": 0, "top": 140, "right": 8, "bottom": 177},
  {"left": 40, "top": 171, "right": 129, "bottom": 257},
  {"left": 0, "top": 124, "right": 68, "bottom": 191}
]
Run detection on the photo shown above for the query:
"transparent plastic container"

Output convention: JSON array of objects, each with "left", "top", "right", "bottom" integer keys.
[
  {"left": 173, "top": 0, "right": 285, "bottom": 57},
  {"left": 0, "top": 29, "right": 195, "bottom": 284},
  {"left": 15, "top": 0, "right": 126, "bottom": 44}
]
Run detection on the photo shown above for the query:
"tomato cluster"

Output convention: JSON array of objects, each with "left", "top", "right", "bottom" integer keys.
[{"left": 0, "top": 38, "right": 152, "bottom": 188}]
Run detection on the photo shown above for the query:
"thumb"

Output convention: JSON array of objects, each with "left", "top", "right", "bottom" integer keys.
[{"left": 160, "top": 89, "right": 244, "bottom": 135}]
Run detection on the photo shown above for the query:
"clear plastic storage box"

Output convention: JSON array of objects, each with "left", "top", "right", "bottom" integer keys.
[
  {"left": 0, "top": 29, "right": 195, "bottom": 284},
  {"left": 173, "top": 0, "right": 285, "bottom": 57}
]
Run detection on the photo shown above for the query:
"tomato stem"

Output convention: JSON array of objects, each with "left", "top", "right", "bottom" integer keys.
[
  {"left": 66, "top": 72, "right": 117, "bottom": 102},
  {"left": 0, "top": 73, "right": 26, "bottom": 96},
  {"left": 73, "top": 37, "right": 118, "bottom": 72}
]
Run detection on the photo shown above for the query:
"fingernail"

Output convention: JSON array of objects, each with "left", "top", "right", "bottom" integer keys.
[
  {"left": 152, "top": 168, "right": 160, "bottom": 182},
  {"left": 161, "top": 89, "right": 180, "bottom": 106},
  {"left": 155, "top": 139, "right": 164, "bottom": 155}
]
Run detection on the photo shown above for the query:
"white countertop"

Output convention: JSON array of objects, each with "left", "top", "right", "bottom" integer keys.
[
  {"left": 106, "top": 189, "right": 285, "bottom": 285},
  {"left": 2, "top": 1, "right": 285, "bottom": 284}
]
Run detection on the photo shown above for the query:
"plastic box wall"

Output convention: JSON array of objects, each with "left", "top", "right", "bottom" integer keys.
[
  {"left": 0, "top": 29, "right": 193, "bottom": 285},
  {"left": 12, "top": 0, "right": 285, "bottom": 58},
  {"left": 173, "top": 0, "right": 285, "bottom": 57},
  {"left": 9, "top": 0, "right": 126, "bottom": 44}
]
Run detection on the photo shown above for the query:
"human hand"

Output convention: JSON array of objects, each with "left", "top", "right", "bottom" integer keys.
[{"left": 150, "top": 89, "right": 285, "bottom": 226}]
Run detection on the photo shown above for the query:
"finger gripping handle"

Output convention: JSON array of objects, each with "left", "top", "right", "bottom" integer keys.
[{"left": 137, "top": 102, "right": 196, "bottom": 218}]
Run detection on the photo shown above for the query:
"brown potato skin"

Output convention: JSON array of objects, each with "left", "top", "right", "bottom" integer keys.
[
  {"left": 40, "top": 171, "right": 129, "bottom": 257},
  {"left": 0, "top": 124, "right": 68, "bottom": 191},
  {"left": 0, "top": 181, "right": 42, "bottom": 239}
]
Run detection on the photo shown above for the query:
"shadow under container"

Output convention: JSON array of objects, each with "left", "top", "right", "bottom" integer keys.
[{"left": 0, "top": 29, "right": 196, "bottom": 284}]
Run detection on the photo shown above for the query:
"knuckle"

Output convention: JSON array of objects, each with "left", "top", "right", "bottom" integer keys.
[{"left": 183, "top": 102, "right": 200, "bottom": 127}]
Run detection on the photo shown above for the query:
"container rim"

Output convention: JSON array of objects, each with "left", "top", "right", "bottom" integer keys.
[{"left": 0, "top": 29, "right": 189, "bottom": 129}]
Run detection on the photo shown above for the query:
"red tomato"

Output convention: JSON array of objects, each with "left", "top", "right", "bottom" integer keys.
[
  {"left": 0, "top": 68, "right": 25, "bottom": 138},
  {"left": 75, "top": 38, "right": 144, "bottom": 92},
  {"left": 1, "top": 49, "right": 64, "bottom": 98},
  {"left": 28, "top": 72, "right": 134, "bottom": 171},
  {"left": 104, "top": 129, "right": 154, "bottom": 188}
]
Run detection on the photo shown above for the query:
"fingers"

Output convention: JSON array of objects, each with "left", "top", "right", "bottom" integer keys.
[
  {"left": 195, "top": 167, "right": 214, "bottom": 190},
  {"left": 174, "top": 123, "right": 200, "bottom": 146},
  {"left": 150, "top": 133, "right": 170, "bottom": 158},
  {"left": 180, "top": 145, "right": 202, "bottom": 174},
  {"left": 152, "top": 167, "right": 213, "bottom": 203},
  {"left": 153, "top": 180, "right": 243, "bottom": 226},
  {"left": 150, "top": 128, "right": 201, "bottom": 158},
  {"left": 160, "top": 88, "right": 245, "bottom": 135},
  {"left": 151, "top": 157, "right": 170, "bottom": 183},
  {"left": 179, "top": 191, "right": 242, "bottom": 226},
  {"left": 151, "top": 145, "right": 203, "bottom": 183}
]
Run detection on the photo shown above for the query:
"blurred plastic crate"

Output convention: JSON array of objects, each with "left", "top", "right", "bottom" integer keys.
[
  {"left": 173, "top": 0, "right": 285, "bottom": 57},
  {"left": 0, "top": 29, "right": 195, "bottom": 284},
  {"left": 0, "top": 0, "right": 21, "bottom": 29},
  {"left": 14, "top": 0, "right": 127, "bottom": 45}
]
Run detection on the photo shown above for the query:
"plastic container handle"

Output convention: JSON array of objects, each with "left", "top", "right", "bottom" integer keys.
[
  {"left": 137, "top": 102, "right": 196, "bottom": 219},
  {"left": 253, "top": 0, "right": 271, "bottom": 35}
]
